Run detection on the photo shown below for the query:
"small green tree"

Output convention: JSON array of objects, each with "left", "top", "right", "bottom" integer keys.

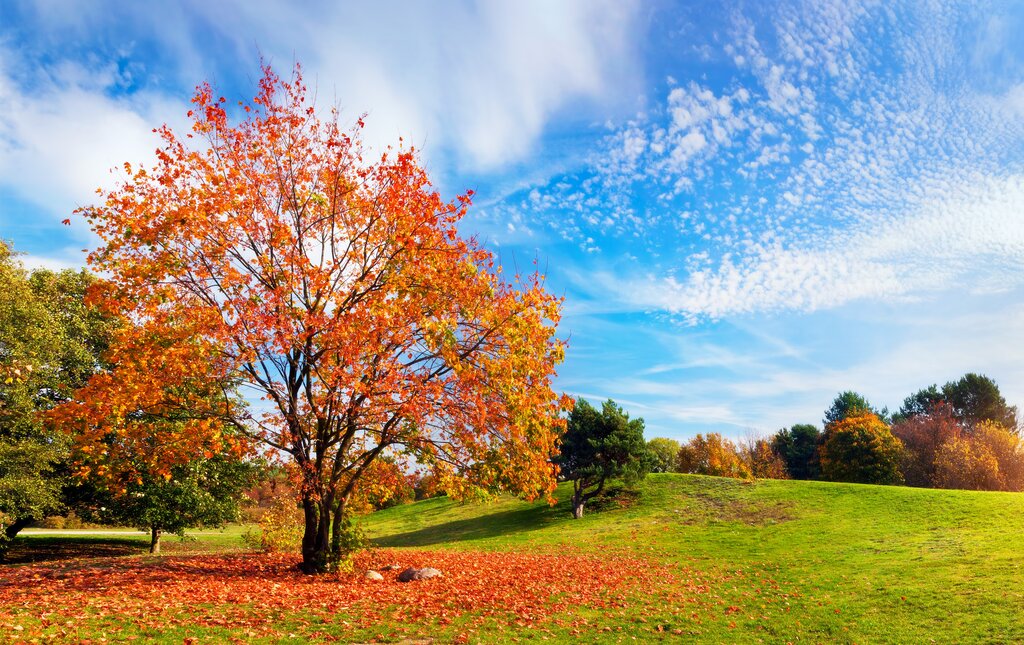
[
  {"left": 818, "top": 413, "right": 904, "bottom": 485},
  {"left": 556, "top": 398, "right": 651, "bottom": 519},
  {"left": 771, "top": 424, "right": 821, "bottom": 479},
  {"left": 92, "top": 454, "right": 261, "bottom": 553},
  {"left": 646, "top": 437, "right": 682, "bottom": 473}
]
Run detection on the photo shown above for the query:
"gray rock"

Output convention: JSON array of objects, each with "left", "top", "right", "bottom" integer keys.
[
  {"left": 364, "top": 570, "right": 384, "bottom": 581},
  {"left": 397, "top": 567, "right": 443, "bottom": 582},
  {"left": 380, "top": 564, "right": 403, "bottom": 571}
]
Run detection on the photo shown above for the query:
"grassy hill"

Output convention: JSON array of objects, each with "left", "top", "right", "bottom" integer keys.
[{"left": 361, "top": 473, "right": 1024, "bottom": 642}]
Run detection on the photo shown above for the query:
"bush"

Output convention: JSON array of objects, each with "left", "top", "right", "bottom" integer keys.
[{"left": 242, "top": 495, "right": 302, "bottom": 553}]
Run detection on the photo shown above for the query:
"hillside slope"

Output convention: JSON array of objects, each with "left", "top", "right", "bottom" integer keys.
[{"left": 361, "top": 473, "right": 1024, "bottom": 642}]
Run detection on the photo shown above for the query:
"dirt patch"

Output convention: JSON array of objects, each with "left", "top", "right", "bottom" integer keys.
[
  {"left": 674, "top": 492, "right": 794, "bottom": 526},
  {"left": 587, "top": 486, "right": 643, "bottom": 513}
]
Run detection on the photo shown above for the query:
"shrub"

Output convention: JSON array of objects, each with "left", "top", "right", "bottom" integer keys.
[{"left": 242, "top": 494, "right": 303, "bottom": 553}]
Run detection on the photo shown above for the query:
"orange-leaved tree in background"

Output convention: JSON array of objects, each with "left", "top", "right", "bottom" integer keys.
[
  {"left": 818, "top": 412, "right": 904, "bottom": 485},
  {"left": 49, "top": 63, "right": 568, "bottom": 573},
  {"left": 676, "top": 433, "right": 752, "bottom": 479}
]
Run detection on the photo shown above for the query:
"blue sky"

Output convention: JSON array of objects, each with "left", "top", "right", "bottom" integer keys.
[{"left": 2, "top": 0, "right": 1024, "bottom": 441}]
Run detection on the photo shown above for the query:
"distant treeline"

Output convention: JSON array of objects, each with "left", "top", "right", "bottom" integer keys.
[{"left": 647, "top": 374, "right": 1023, "bottom": 492}]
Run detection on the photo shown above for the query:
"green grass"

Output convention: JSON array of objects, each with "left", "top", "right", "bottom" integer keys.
[
  {"left": 6, "top": 475, "right": 1024, "bottom": 642},
  {"left": 361, "top": 474, "right": 1024, "bottom": 642},
  {"left": 8, "top": 524, "right": 250, "bottom": 563}
]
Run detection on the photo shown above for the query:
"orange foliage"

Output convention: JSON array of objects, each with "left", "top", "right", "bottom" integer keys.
[
  {"left": 677, "top": 433, "right": 752, "bottom": 479},
  {"left": 347, "top": 459, "right": 415, "bottom": 514},
  {"left": 932, "top": 421, "right": 1024, "bottom": 491},
  {"left": 0, "top": 550, "right": 715, "bottom": 640},
  {"left": 47, "top": 63, "right": 569, "bottom": 571},
  {"left": 891, "top": 402, "right": 962, "bottom": 487},
  {"left": 933, "top": 436, "right": 1002, "bottom": 491},
  {"left": 818, "top": 413, "right": 903, "bottom": 485},
  {"left": 740, "top": 438, "right": 789, "bottom": 480},
  {"left": 973, "top": 421, "right": 1024, "bottom": 491}
]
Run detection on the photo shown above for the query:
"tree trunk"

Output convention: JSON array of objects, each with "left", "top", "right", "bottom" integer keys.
[
  {"left": 572, "top": 499, "right": 584, "bottom": 519},
  {"left": 150, "top": 527, "right": 161, "bottom": 554},
  {"left": 4, "top": 516, "right": 32, "bottom": 540},
  {"left": 300, "top": 496, "right": 338, "bottom": 574},
  {"left": 571, "top": 484, "right": 585, "bottom": 519}
]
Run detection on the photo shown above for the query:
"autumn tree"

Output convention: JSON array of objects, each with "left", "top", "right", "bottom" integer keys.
[
  {"left": 973, "top": 421, "right": 1024, "bottom": 491},
  {"left": 49, "top": 64, "right": 567, "bottom": 573},
  {"left": 676, "top": 433, "right": 751, "bottom": 479},
  {"left": 646, "top": 437, "right": 681, "bottom": 473},
  {"left": 770, "top": 424, "right": 820, "bottom": 479},
  {"left": 932, "top": 421, "right": 1024, "bottom": 492},
  {"left": 818, "top": 413, "right": 903, "bottom": 485},
  {"left": 556, "top": 399, "right": 650, "bottom": 519},
  {"left": 823, "top": 391, "right": 886, "bottom": 427},
  {"left": 890, "top": 402, "right": 961, "bottom": 487},
  {"left": 0, "top": 242, "right": 114, "bottom": 556},
  {"left": 932, "top": 436, "right": 1002, "bottom": 491},
  {"left": 739, "top": 437, "right": 788, "bottom": 480}
]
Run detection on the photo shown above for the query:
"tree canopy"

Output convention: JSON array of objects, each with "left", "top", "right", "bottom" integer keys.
[
  {"left": 942, "top": 373, "right": 1017, "bottom": 431},
  {"left": 823, "top": 391, "right": 885, "bottom": 427},
  {"left": 770, "top": 424, "right": 820, "bottom": 480},
  {"left": 0, "top": 242, "right": 113, "bottom": 555},
  {"left": 818, "top": 413, "right": 903, "bottom": 485},
  {"left": 48, "top": 64, "right": 568, "bottom": 573},
  {"left": 646, "top": 437, "right": 681, "bottom": 473}
]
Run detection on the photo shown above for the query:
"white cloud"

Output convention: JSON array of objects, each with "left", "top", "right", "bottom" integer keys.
[
  {"left": 519, "top": 0, "right": 1024, "bottom": 319},
  {"left": 164, "top": 0, "right": 644, "bottom": 171},
  {"left": 0, "top": 0, "right": 643, "bottom": 263},
  {"left": 592, "top": 173, "right": 1024, "bottom": 320}
]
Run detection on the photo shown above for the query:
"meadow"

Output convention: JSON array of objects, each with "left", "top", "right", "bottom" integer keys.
[{"left": 5, "top": 473, "right": 1024, "bottom": 643}]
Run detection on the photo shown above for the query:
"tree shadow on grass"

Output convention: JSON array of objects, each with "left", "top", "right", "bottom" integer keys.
[
  {"left": 370, "top": 502, "right": 566, "bottom": 548},
  {"left": 4, "top": 536, "right": 147, "bottom": 564}
]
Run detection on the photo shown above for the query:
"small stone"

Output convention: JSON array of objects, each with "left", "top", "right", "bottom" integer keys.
[
  {"left": 397, "top": 567, "right": 443, "bottom": 582},
  {"left": 364, "top": 570, "right": 384, "bottom": 581},
  {"left": 380, "top": 564, "right": 403, "bottom": 571}
]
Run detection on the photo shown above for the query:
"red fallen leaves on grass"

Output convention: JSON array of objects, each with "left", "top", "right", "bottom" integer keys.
[{"left": 1, "top": 549, "right": 712, "bottom": 640}]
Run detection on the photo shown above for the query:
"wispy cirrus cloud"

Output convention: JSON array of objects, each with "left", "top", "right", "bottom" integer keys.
[{"left": 0, "top": 0, "right": 643, "bottom": 262}]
